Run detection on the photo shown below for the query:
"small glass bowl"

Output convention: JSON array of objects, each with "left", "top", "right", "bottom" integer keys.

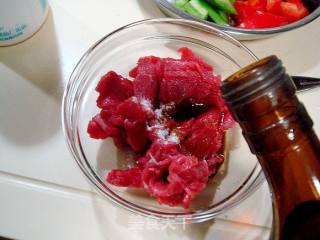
[{"left": 62, "top": 18, "right": 264, "bottom": 223}]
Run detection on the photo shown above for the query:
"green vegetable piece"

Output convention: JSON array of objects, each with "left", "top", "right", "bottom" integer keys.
[
  {"left": 201, "top": 0, "right": 229, "bottom": 25},
  {"left": 206, "top": 0, "right": 237, "bottom": 14},
  {"left": 207, "top": 6, "right": 229, "bottom": 25},
  {"left": 184, "top": 0, "right": 209, "bottom": 20},
  {"left": 229, "top": 0, "right": 235, "bottom": 4},
  {"left": 217, "top": 9, "right": 229, "bottom": 23},
  {"left": 184, "top": 0, "right": 228, "bottom": 25},
  {"left": 175, "top": 0, "right": 189, "bottom": 10}
]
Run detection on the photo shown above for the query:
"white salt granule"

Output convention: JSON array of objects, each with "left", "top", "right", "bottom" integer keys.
[
  {"left": 155, "top": 109, "right": 163, "bottom": 119},
  {"left": 147, "top": 153, "right": 158, "bottom": 165},
  {"left": 167, "top": 132, "right": 180, "bottom": 144},
  {"left": 156, "top": 128, "right": 169, "bottom": 140},
  {"left": 162, "top": 102, "right": 175, "bottom": 111},
  {"left": 144, "top": 102, "right": 180, "bottom": 144},
  {"left": 131, "top": 96, "right": 138, "bottom": 103},
  {"left": 146, "top": 123, "right": 163, "bottom": 131},
  {"left": 139, "top": 98, "right": 153, "bottom": 112}
]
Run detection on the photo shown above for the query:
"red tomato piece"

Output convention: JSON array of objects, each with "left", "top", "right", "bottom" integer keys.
[
  {"left": 237, "top": 19, "right": 256, "bottom": 28},
  {"left": 234, "top": 1, "right": 256, "bottom": 21},
  {"left": 287, "top": 0, "right": 304, "bottom": 5},
  {"left": 237, "top": 11, "right": 288, "bottom": 28},
  {"left": 280, "top": 2, "right": 309, "bottom": 23},
  {"left": 248, "top": 0, "right": 267, "bottom": 11},
  {"left": 266, "top": 0, "right": 282, "bottom": 14}
]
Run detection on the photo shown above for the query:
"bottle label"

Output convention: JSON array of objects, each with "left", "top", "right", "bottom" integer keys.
[
  {"left": 0, "top": 0, "right": 48, "bottom": 46},
  {"left": 0, "top": 24, "right": 28, "bottom": 42},
  {"left": 39, "top": 0, "right": 48, "bottom": 12}
]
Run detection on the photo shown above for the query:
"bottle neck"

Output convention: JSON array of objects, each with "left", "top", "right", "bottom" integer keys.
[{"left": 242, "top": 102, "right": 313, "bottom": 155}]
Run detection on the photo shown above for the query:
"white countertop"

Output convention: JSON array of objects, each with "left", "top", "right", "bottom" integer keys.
[{"left": 0, "top": 0, "right": 320, "bottom": 239}]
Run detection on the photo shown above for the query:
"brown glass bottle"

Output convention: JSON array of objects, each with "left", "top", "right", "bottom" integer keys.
[{"left": 221, "top": 56, "right": 320, "bottom": 240}]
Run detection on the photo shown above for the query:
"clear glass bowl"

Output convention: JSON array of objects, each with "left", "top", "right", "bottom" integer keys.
[{"left": 62, "top": 18, "right": 264, "bottom": 223}]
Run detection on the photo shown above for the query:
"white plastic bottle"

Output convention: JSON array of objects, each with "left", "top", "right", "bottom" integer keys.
[{"left": 0, "top": 0, "right": 49, "bottom": 46}]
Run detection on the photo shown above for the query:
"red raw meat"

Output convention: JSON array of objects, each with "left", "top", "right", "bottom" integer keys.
[
  {"left": 95, "top": 71, "right": 133, "bottom": 109},
  {"left": 132, "top": 56, "right": 162, "bottom": 104},
  {"left": 157, "top": 193, "right": 185, "bottom": 207},
  {"left": 207, "top": 154, "right": 225, "bottom": 176},
  {"left": 142, "top": 152, "right": 210, "bottom": 208},
  {"left": 87, "top": 117, "right": 109, "bottom": 139},
  {"left": 174, "top": 119, "right": 195, "bottom": 141},
  {"left": 160, "top": 58, "right": 222, "bottom": 107},
  {"left": 107, "top": 167, "right": 143, "bottom": 188},
  {"left": 87, "top": 112, "right": 128, "bottom": 148},
  {"left": 116, "top": 97, "right": 149, "bottom": 152},
  {"left": 182, "top": 109, "right": 224, "bottom": 159},
  {"left": 117, "top": 97, "right": 147, "bottom": 123},
  {"left": 134, "top": 74, "right": 159, "bottom": 105},
  {"left": 178, "top": 47, "right": 213, "bottom": 73},
  {"left": 160, "top": 60, "right": 203, "bottom": 104},
  {"left": 137, "top": 142, "right": 179, "bottom": 168},
  {"left": 87, "top": 48, "right": 236, "bottom": 208},
  {"left": 168, "top": 156, "right": 210, "bottom": 208}
]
